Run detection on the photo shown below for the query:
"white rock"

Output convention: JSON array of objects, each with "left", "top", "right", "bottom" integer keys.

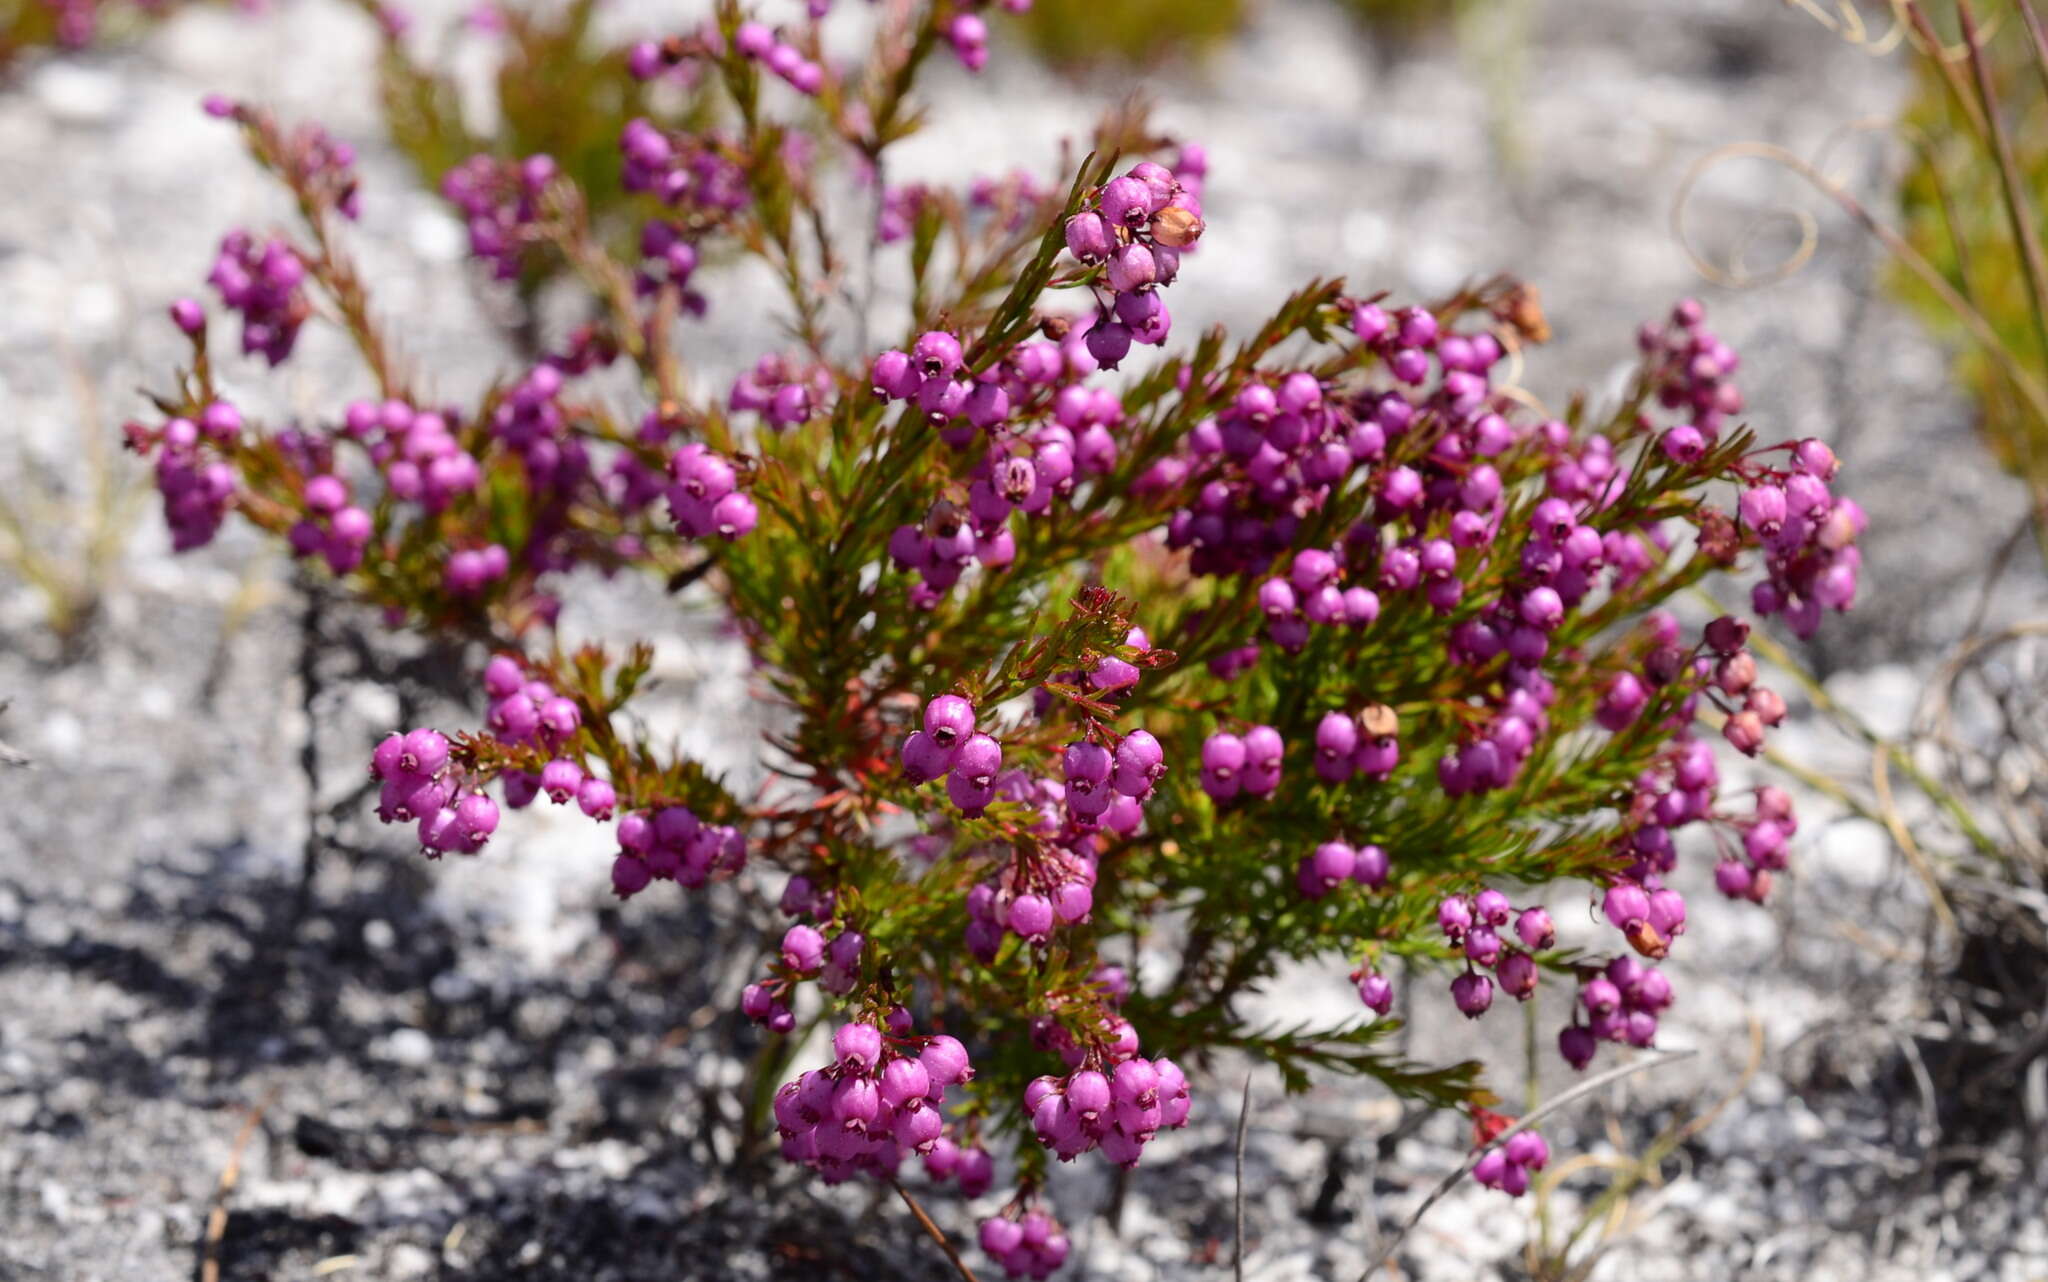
[
  {"left": 31, "top": 65, "right": 122, "bottom": 126},
  {"left": 375, "top": 1028, "right": 434, "bottom": 1067},
  {"left": 386, "top": 1243, "right": 435, "bottom": 1279}
]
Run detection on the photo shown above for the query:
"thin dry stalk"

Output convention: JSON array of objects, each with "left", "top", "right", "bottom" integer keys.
[
  {"left": 1233, "top": 1072, "right": 1252, "bottom": 1282},
  {"left": 198, "top": 1094, "right": 272, "bottom": 1282},
  {"left": 1357, "top": 1049, "right": 1698, "bottom": 1280}
]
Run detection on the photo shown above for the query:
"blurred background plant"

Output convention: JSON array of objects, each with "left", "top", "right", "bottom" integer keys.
[
  {"left": 1518, "top": 1020, "right": 1764, "bottom": 1282},
  {"left": 356, "top": 0, "right": 675, "bottom": 353},
  {"left": 1004, "top": 0, "right": 1501, "bottom": 70},
  {"left": 0, "top": 348, "right": 146, "bottom": 660},
  {"left": 1003, "top": 0, "right": 1245, "bottom": 69},
  {"left": 1888, "top": 0, "right": 2048, "bottom": 543},
  {"left": 0, "top": 0, "right": 256, "bottom": 71}
]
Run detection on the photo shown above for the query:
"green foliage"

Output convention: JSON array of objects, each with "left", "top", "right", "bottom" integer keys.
[
  {"left": 133, "top": 2, "right": 1851, "bottom": 1231},
  {"left": 1335, "top": 0, "right": 1466, "bottom": 34},
  {"left": 1, "top": 0, "right": 185, "bottom": 69},
  {"left": 1004, "top": 0, "right": 1245, "bottom": 69},
  {"left": 1004, "top": 0, "right": 1480, "bottom": 72}
]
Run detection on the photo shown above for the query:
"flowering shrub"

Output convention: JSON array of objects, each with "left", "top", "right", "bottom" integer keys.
[{"left": 124, "top": 2, "right": 1864, "bottom": 1274}]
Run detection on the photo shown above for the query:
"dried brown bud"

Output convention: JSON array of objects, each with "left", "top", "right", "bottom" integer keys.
[
  {"left": 1039, "top": 314, "right": 1072, "bottom": 341},
  {"left": 1149, "top": 205, "right": 1205, "bottom": 249},
  {"left": 1624, "top": 919, "right": 1670, "bottom": 960},
  {"left": 1693, "top": 507, "right": 1742, "bottom": 565},
  {"left": 1358, "top": 703, "right": 1399, "bottom": 738},
  {"left": 1498, "top": 281, "right": 1551, "bottom": 344}
]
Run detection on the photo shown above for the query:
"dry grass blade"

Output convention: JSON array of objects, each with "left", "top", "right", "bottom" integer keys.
[
  {"left": 198, "top": 1093, "right": 273, "bottom": 1282},
  {"left": 1541, "top": 1020, "right": 1765, "bottom": 1280},
  {"left": 1233, "top": 1071, "right": 1252, "bottom": 1282},
  {"left": 1914, "top": 619, "right": 2048, "bottom": 871},
  {"left": 1672, "top": 139, "right": 2048, "bottom": 429},
  {"left": 1357, "top": 1049, "right": 1697, "bottom": 1280}
]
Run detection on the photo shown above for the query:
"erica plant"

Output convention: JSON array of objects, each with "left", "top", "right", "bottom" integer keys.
[{"left": 124, "top": 2, "right": 1863, "bottom": 1274}]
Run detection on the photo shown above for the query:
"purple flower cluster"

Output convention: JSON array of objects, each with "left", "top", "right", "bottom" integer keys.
[
  {"left": 1639, "top": 298, "right": 1743, "bottom": 437},
  {"left": 1559, "top": 955, "right": 1675, "bottom": 1066},
  {"left": 964, "top": 828, "right": 1099, "bottom": 954},
  {"left": 440, "top": 152, "right": 556, "bottom": 280},
  {"left": 1062, "top": 161, "right": 1205, "bottom": 368},
  {"left": 733, "top": 20, "right": 826, "bottom": 95},
  {"left": 620, "top": 118, "right": 749, "bottom": 213},
  {"left": 922, "top": 1131, "right": 996, "bottom": 1197},
  {"left": 666, "top": 443, "right": 759, "bottom": 541},
  {"left": 342, "top": 397, "right": 483, "bottom": 513},
  {"left": 1255, "top": 544, "right": 1382, "bottom": 651},
  {"left": 286, "top": 472, "right": 373, "bottom": 575},
  {"left": 129, "top": 404, "right": 239, "bottom": 551},
  {"left": 773, "top": 1023, "right": 976, "bottom": 1181},
  {"left": 635, "top": 220, "right": 706, "bottom": 315},
  {"left": 978, "top": 1205, "right": 1068, "bottom": 1282},
  {"left": 612, "top": 803, "right": 746, "bottom": 897},
  {"left": 488, "top": 365, "right": 592, "bottom": 496},
  {"left": 900, "top": 678, "right": 1164, "bottom": 957},
  {"left": 207, "top": 230, "right": 308, "bottom": 365},
  {"left": 1295, "top": 838, "right": 1390, "bottom": 899},
  {"left": 1197, "top": 725, "right": 1283, "bottom": 801},
  {"left": 475, "top": 655, "right": 608, "bottom": 810},
  {"left": 1025, "top": 1051, "right": 1190, "bottom": 1169},
  {"left": 1741, "top": 439, "right": 1865, "bottom": 638},
  {"left": 902, "top": 693, "right": 1003, "bottom": 815},
  {"left": 728, "top": 352, "right": 827, "bottom": 428},
  {"left": 1472, "top": 1129, "right": 1550, "bottom": 1198},
  {"left": 746, "top": 920, "right": 865, "bottom": 1032},
  {"left": 1437, "top": 890, "right": 1557, "bottom": 1015},
  {"left": 369, "top": 728, "right": 502, "bottom": 856},
  {"left": 876, "top": 328, "right": 1135, "bottom": 606},
  {"left": 1307, "top": 705, "right": 1402, "bottom": 786},
  {"left": 1606, "top": 613, "right": 1798, "bottom": 901},
  {"left": 1060, "top": 726, "right": 1163, "bottom": 821},
  {"left": 203, "top": 96, "right": 362, "bottom": 218},
  {"left": 1716, "top": 784, "right": 1796, "bottom": 904},
  {"left": 373, "top": 661, "right": 734, "bottom": 896}
]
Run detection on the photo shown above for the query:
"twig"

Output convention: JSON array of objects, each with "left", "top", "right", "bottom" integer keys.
[
  {"left": 1357, "top": 1049, "right": 1698, "bottom": 1281},
  {"left": 1962, "top": 514, "right": 2035, "bottom": 641},
  {"left": 295, "top": 575, "right": 324, "bottom": 923},
  {"left": 1233, "top": 1072, "right": 1253, "bottom": 1282},
  {"left": 892, "top": 1179, "right": 979, "bottom": 1282},
  {"left": 198, "top": 1093, "right": 273, "bottom": 1282}
]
